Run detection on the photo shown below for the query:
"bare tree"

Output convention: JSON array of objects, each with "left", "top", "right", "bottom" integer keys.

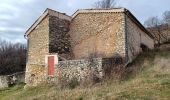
[
  {"left": 144, "top": 16, "right": 161, "bottom": 28},
  {"left": 144, "top": 16, "right": 168, "bottom": 45},
  {"left": 93, "top": 0, "right": 116, "bottom": 8},
  {"left": 163, "top": 10, "right": 170, "bottom": 25},
  {"left": 0, "top": 39, "right": 26, "bottom": 75}
]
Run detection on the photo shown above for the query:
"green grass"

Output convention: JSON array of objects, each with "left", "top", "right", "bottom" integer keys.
[{"left": 0, "top": 50, "right": 170, "bottom": 100}]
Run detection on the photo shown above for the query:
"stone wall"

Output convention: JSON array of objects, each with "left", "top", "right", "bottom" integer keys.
[
  {"left": 25, "top": 15, "right": 49, "bottom": 85},
  {"left": 49, "top": 15, "right": 73, "bottom": 60},
  {"left": 69, "top": 12, "right": 126, "bottom": 59},
  {"left": 141, "top": 31, "right": 154, "bottom": 49},
  {"left": 27, "top": 15, "right": 49, "bottom": 65},
  {"left": 56, "top": 58, "right": 103, "bottom": 83},
  {"left": 0, "top": 72, "right": 25, "bottom": 89},
  {"left": 0, "top": 76, "right": 8, "bottom": 89},
  {"left": 126, "top": 15, "right": 154, "bottom": 62},
  {"left": 46, "top": 57, "right": 124, "bottom": 85},
  {"left": 25, "top": 64, "right": 47, "bottom": 86}
]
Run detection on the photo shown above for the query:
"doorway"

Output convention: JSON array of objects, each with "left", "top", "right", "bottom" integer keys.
[{"left": 48, "top": 56, "right": 55, "bottom": 75}]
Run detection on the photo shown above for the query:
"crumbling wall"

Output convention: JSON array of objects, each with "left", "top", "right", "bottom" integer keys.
[
  {"left": 69, "top": 12, "right": 126, "bottom": 59},
  {"left": 0, "top": 76, "right": 8, "bottom": 89},
  {"left": 49, "top": 15, "right": 73, "bottom": 60},
  {"left": 0, "top": 72, "right": 25, "bottom": 89}
]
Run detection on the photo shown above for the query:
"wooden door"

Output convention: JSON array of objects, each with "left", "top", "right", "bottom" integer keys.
[{"left": 48, "top": 56, "right": 55, "bottom": 75}]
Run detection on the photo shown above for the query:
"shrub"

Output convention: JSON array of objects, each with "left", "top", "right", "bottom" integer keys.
[{"left": 68, "top": 77, "right": 79, "bottom": 89}]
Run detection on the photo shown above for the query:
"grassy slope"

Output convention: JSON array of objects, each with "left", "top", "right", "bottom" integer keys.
[{"left": 0, "top": 50, "right": 170, "bottom": 100}]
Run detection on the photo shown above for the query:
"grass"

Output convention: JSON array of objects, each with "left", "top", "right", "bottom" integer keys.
[{"left": 0, "top": 50, "right": 170, "bottom": 100}]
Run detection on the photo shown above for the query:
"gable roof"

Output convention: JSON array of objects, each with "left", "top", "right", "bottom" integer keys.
[
  {"left": 24, "top": 8, "right": 71, "bottom": 37},
  {"left": 71, "top": 8, "right": 154, "bottom": 39}
]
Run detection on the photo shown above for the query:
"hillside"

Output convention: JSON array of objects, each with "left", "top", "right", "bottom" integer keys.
[{"left": 0, "top": 50, "right": 170, "bottom": 100}]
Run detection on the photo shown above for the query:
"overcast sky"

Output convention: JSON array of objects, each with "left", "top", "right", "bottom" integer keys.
[{"left": 0, "top": 0, "right": 170, "bottom": 43}]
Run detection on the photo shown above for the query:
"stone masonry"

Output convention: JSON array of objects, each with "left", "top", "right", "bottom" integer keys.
[
  {"left": 25, "top": 9, "right": 72, "bottom": 86},
  {"left": 126, "top": 13, "right": 154, "bottom": 62},
  {"left": 69, "top": 12, "right": 126, "bottom": 59},
  {"left": 49, "top": 15, "right": 73, "bottom": 60},
  {"left": 25, "top": 15, "right": 49, "bottom": 86},
  {"left": 25, "top": 8, "right": 154, "bottom": 86},
  {"left": 47, "top": 57, "right": 124, "bottom": 85},
  {"left": 54, "top": 58, "right": 103, "bottom": 84}
]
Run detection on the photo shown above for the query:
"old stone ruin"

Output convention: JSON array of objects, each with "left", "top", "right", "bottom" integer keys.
[
  {"left": 0, "top": 72, "right": 25, "bottom": 89},
  {"left": 24, "top": 8, "right": 154, "bottom": 87}
]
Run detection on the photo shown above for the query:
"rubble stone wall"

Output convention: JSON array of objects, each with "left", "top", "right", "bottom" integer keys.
[
  {"left": 0, "top": 72, "right": 25, "bottom": 89},
  {"left": 49, "top": 15, "right": 73, "bottom": 60},
  {"left": 69, "top": 12, "right": 126, "bottom": 59},
  {"left": 56, "top": 58, "right": 103, "bottom": 82},
  {"left": 0, "top": 76, "right": 8, "bottom": 89},
  {"left": 47, "top": 57, "right": 124, "bottom": 84}
]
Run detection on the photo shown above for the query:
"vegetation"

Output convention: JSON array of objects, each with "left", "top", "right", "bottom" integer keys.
[
  {"left": 144, "top": 10, "right": 170, "bottom": 45},
  {"left": 0, "top": 39, "right": 26, "bottom": 75},
  {"left": 0, "top": 50, "right": 169, "bottom": 100}
]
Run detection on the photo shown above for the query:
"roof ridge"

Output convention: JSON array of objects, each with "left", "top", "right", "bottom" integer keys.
[{"left": 72, "top": 8, "right": 126, "bottom": 18}]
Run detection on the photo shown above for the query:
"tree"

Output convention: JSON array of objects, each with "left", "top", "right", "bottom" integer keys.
[
  {"left": 93, "top": 0, "right": 116, "bottom": 8},
  {"left": 163, "top": 10, "right": 170, "bottom": 25},
  {"left": 144, "top": 16, "right": 161, "bottom": 28},
  {"left": 144, "top": 16, "right": 168, "bottom": 45},
  {"left": 0, "top": 39, "right": 26, "bottom": 75}
]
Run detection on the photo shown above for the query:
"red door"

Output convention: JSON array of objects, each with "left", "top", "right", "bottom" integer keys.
[{"left": 48, "top": 56, "right": 55, "bottom": 75}]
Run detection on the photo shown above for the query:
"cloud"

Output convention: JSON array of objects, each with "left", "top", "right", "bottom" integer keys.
[
  {"left": 0, "top": 0, "right": 60, "bottom": 43},
  {"left": 0, "top": 0, "right": 170, "bottom": 43},
  {"left": 0, "top": 0, "right": 96, "bottom": 43}
]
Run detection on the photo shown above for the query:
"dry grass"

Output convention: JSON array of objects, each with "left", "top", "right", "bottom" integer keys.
[{"left": 0, "top": 50, "right": 170, "bottom": 100}]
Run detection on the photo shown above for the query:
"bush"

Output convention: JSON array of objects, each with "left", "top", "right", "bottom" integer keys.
[
  {"left": 58, "top": 76, "right": 79, "bottom": 89},
  {"left": 68, "top": 77, "right": 79, "bottom": 89}
]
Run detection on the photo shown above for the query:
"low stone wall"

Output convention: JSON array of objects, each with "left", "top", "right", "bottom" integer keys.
[
  {"left": 0, "top": 76, "right": 8, "bottom": 89},
  {"left": 47, "top": 57, "right": 124, "bottom": 85},
  {"left": 56, "top": 58, "right": 103, "bottom": 82},
  {"left": 0, "top": 72, "right": 25, "bottom": 89}
]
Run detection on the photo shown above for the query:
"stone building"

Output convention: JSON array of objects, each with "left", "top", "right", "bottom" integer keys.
[{"left": 24, "top": 8, "right": 154, "bottom": 86}]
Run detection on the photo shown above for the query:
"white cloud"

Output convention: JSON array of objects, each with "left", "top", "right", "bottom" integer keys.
[
  {"left": 0, "top": 27, "right": 25, "bottom": 32},
  {"left": 0, "top": 2, "right": 19, "bottom": 12},
  {"left": 0, "top": 0, "right": 170, "bottom": 43}
]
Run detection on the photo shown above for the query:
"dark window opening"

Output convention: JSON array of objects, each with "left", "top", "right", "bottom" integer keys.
[{"left": 140, "top": 44, "right": 149, "bottom": 52}]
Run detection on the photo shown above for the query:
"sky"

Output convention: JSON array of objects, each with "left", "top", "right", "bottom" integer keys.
[{"left": 0, "top": 0, "right": 170, "bottom": 43}]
